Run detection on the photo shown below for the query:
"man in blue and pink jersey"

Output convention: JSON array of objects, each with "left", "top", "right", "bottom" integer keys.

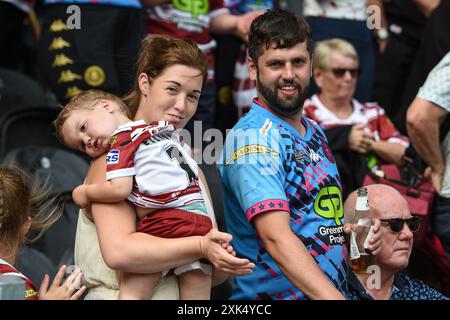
[{"left": 219, "top": 10, "right": 371, "bottom": 300}]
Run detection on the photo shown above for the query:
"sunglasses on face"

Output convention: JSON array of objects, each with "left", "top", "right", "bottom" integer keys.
[
  {"left": 380, "top": 216, "right": 422, "bottom": 233},
  {"left": 330, "top": 68, "right": 361, "bottom": 78}
]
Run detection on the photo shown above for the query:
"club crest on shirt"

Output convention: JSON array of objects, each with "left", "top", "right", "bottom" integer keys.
[
  {"left": 106, "top": 149, "right": 120, "bottom": 165},
  {"left": 108, "top": 135, "right": 117, "bottom": 145}
]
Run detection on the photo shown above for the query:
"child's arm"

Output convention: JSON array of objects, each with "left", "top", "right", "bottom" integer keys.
[
  {"left": 210, "top": 10, "right": 263, "bottom": 42},
  {"left": 73, "top": 176, "right": 133, "bottom": 209},
  {"left": 212, "top": 241, "right": 237, "bottom": 286}
]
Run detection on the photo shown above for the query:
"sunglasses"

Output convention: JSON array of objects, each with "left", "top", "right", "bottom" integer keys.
[
  {"left": 330, "top": 68, "right": 361, "bottom": 78},
  {"left": 380, "top": 216, "right": 422, "bottom": 233}
]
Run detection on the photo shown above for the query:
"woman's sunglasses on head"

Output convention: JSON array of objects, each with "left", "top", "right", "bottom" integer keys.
[{"left": 380, "top": 216, "right": 422, "bottom": 233}]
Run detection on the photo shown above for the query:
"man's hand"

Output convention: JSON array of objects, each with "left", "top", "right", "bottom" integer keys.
[
  {"left": 367, "top": 219, "right": 381, "bottom": 255},
  {"left": 424, "top": 166, "right": 443, "bottom": 193},
  {"left": 73, "top": 185, "right": 90, "bottom": 209},
  {"left": 344, "top": 219, "right": 381, "bottom": 255}
]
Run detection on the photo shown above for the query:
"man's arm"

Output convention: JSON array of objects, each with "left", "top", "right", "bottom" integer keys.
[
  {"left": 407, "top": 97, "right": 447, "bottom": 191},
  {"left": 253, "top": 211, "right": 346, "bottom": 300}
]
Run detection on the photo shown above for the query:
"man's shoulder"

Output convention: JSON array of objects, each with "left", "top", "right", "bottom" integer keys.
[
  {"left": 229, "top": 111, "right": 281, "bottom": 137},
  {"left": 303, "top": 115, "right": 327, "bottom": 140},
  {"left": 234, "top": 109, "right": 267, "bottom": 126},
  {"left": 417, "top": 52, "right": 450, "bottom": 109}
]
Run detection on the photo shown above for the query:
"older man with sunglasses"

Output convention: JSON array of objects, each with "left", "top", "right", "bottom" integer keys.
[
  {"left": 303, "top": 38, "right": 409, "bottom": 199},
  {"left": 343, "top": 184, "right": 448, "bottom": 300}
]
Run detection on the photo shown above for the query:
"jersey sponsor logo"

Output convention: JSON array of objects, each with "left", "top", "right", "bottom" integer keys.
[
  {"left": 314, "top": 186, "right": 343, "bottom": 226},
  {"left": 318, "top": 225, "right": 346, "bottom": 245},
  {"left": 225, "top": 144, "right": 279, "bottom": 166},
  {"left": 293, "top": 150, "right": 306, "bottom": 165},
  {"left": 106, "top": 149, "right": 120, "bottom": 164},
  {"left": 173, "top": 0, "right": 209, "bottom": 18}
]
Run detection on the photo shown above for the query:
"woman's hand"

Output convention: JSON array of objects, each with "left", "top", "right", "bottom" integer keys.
[
  {"left": 39, "top": 265, "right": 87, "bottom": 300},
  {"left": 348, "top": 124, "right": 375, "bottom": 154},
  {"left": 200, "top": 228, "right": 255, "bottom": 275}
]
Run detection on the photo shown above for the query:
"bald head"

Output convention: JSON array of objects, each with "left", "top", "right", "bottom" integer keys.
[{"left": 344, "top": 184, "right": 410, "bottom": 222}]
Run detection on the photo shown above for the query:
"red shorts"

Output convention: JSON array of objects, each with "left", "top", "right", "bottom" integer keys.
[{"left": 136, "top": 208, "right": 213, "bottom": 238}]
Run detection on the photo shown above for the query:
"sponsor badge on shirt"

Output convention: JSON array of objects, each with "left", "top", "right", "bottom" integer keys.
[{"left": 106, "top": 149, "right": 120, "bottom": 165}]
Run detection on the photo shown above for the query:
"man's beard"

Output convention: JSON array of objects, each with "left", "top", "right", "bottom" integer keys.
[{"left": 256, "top": 77, "right": 309, "bottom": 117}]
